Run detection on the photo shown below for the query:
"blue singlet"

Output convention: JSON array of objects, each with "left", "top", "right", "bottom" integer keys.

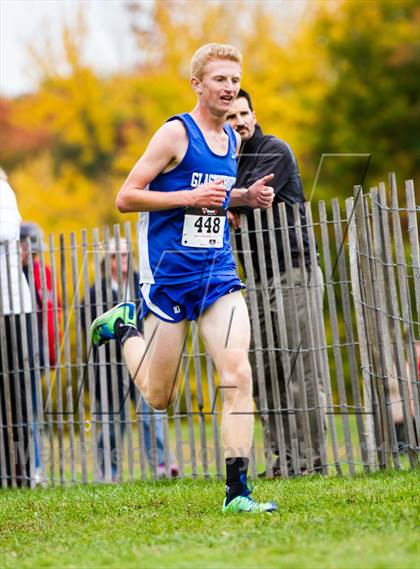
[{"left": 138, "top": 113, "right": 238, "bottom": 285}]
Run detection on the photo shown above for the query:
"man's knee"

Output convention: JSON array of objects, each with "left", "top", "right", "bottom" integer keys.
[
  {"left": 143, "top": 386, "right": 175, "bottom": 411},
  {"left": 222, "top": 357, "right": 252, "bottom": 396}
]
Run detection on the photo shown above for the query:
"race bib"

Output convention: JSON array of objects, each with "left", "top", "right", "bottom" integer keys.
[{"left": 182, "top": 207, "right": 226, "bottom": 248}]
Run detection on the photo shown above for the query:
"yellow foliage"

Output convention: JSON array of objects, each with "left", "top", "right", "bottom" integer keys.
[{"left": 3, "top": 0, "right": 418, "bottom": 239}]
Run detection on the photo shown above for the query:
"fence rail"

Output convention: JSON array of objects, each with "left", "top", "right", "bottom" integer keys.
[{"left": 0, "top": 176, "right": 419, "bottom": 488}]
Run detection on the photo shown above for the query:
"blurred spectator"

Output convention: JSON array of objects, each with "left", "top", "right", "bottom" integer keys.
[
  {"left": 20, "top": 221, "right": 63, "bottom": 485},
  {"left": 20, "top": 221, "right": 60, "bottom": 368},
  {"left": 0, "top": 168, "right": 37, "bottom": 486},
  {"left": 83, "top": 237, "right": 178, "bottom": 480},
  {"left": 227, "top": 90, "right": 326, "bottom": 477},
  {"left": 389, "top": 341, "right": 420, "bottom": 452}
]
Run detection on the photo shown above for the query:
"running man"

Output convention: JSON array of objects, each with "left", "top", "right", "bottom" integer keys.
[{"left": 90, "top": 44, "right": 276, "bottom": 513}]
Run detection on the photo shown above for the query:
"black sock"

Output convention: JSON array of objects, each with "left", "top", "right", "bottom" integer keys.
[
  {"left": 225, "top": 457, "right": 249, "bottom": 504},
  {"left": 114, "top": 318, "right": 140, "bottom": 347}
]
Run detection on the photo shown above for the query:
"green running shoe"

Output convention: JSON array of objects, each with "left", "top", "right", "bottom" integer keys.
[
  {"left": 222, "top": 494, "right": 277, "bottom": 514},
  {"left": 90, "top": 302, "right": 137, "bottom": 347}
]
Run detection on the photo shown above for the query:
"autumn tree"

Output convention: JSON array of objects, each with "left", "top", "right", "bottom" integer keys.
[
  {"left": 3, "top": 0, "right": 418, "bottom": 236},
  {"left": 311, "top": 0, "right": 420, "bottom": 193}
]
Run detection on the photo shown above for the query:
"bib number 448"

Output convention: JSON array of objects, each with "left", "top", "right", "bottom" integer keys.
[
  {"left": 182, "top": 207, "right": 226, "bottom": 248},
  {"left": 194, "top": 216, "right": 221, "bottom": 234}
]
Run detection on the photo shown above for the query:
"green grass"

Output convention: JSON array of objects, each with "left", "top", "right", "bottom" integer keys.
[{"left": 1, "top": 469, "right": 419, "bottom": 569}]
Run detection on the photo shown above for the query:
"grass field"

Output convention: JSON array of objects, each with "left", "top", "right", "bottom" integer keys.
[{"left": 1, "top": 468, "right": 419, "bottom": 569}]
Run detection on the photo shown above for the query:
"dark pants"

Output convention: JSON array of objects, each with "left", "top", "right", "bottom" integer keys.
[
  {"left": 0, "top": 314, "right": 36, "bottom": 487},
  {"left": 249, "top": 267, "right": 327, "bottom": 472}
]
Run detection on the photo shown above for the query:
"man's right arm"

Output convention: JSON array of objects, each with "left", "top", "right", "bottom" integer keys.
[
  {"left": 116, "top": 121, "right": 227, "bottom": 213},
  {"left": 231, "top": 138, "right": 294, "bottom": 211}
]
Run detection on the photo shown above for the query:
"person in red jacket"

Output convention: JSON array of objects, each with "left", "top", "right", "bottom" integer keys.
[{"left": 20, "top": 222, "right": 61, "bottom": 368}]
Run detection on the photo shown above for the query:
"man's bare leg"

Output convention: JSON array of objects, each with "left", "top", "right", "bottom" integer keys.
[
  {"left": 197, "top": 291, "right": 276, "bottom": 511},
  {"left": 198, "top": 291, "right": 254, "bottom": 457},
  {"left": 119, "top": 314, "right": 189, "bottom": 410}
]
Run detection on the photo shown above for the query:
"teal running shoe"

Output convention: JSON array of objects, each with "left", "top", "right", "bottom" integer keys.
[
  {"left": 90, "top": 302, "right": 137, "bottom": 347},
  {"left": 222, "top": 483, "right": 277, "bottom": 514},
  {"left": 222, "top": 494, "right": 277, "bottom": 513}
]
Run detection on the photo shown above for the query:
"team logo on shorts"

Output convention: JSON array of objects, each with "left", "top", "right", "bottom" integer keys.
[{"left": 173, "top": 305, "right": 181, "bottom": 314}]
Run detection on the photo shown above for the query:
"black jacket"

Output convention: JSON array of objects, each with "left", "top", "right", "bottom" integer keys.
[{"left": 231, "top": 124, "right": 312, "bottom": 280}]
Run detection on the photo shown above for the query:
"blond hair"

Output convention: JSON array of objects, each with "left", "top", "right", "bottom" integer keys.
[{"left": 191, "top": 43, "right": 242, "bottom": 80}]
